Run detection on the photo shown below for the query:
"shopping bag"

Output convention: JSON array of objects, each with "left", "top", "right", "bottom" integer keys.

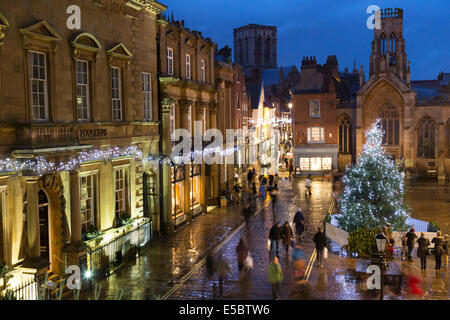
[
  {"left": 244, "top": 255, "right": 253, "bottom": 270},
  {"left": 323, "top": 247, "right": 328, "bottom": 259}
]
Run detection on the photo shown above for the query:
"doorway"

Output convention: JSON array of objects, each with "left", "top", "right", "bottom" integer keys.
[{"left": 38, "top": 190, "right": 50, "bottom": 266}]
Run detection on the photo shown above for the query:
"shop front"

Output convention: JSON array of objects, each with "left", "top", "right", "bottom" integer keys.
[
  {"left": 294, "top": 145, "right": 339, "bottom": 176},
  {"left": 190, "top": 164, "right": 202, "bottom": 218},
  {"left": 171, "top": 165, "right": 186, "bottom": 228}
]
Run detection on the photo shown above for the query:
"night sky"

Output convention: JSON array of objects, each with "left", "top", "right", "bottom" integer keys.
[{"left": 162, "top": 0, "right": 450, "bottom": 81}]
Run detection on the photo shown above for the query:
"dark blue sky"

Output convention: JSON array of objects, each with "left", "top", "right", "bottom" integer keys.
[{"left": 162, "top": 0, "right": 449, "bottom": 80}]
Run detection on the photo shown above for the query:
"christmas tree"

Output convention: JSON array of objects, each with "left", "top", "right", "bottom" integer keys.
[{"left": 337, "top": 120, "right": 410, "bottom": 233}]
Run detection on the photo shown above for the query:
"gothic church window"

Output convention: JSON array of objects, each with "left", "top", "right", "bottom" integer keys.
[
  {"left": 417, "top": 118, "right": 436, "bottom": 158},
  {"left": 339, "top": 116, "right": 352, "bottom": 153},
  {"left": 379, "top": 102, "right": 399, "bottom": 146},
  {"left": 389, "top": 33, "right": 396, "bottom": 65}
]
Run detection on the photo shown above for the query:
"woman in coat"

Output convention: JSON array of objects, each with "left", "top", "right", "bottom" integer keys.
[
  {"left": 281, "top": 221, "right": 294, "bottom": 253},
  {"left": 417, "top": 232, "right": 430, "bottom": 270},
  {"left": 431, "top": 231, "right": 444, "bottom": 270},
  {"left": 236, "top": 238, "right": 248, "bottom": 273}
]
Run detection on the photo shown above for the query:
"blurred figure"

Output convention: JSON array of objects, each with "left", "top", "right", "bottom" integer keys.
[
  {"left": 313, "top": 227, "right": 327, "bottom": 267},
  {"left": 443, "top": 234, "right": 449, "bottom": 268},
  {"left": 259, "top": 183, "right": 266, "bottom": 199},
  {"left": 236, "top": 238, "right": 248, "bottom": 275},
  {"left": 431, "top": 231, "right": 444, "bottom": 270},
  {"left": 274, "top": 174, "right": 279, "bottom": 189},
  {"left": 269, "top": 187, "right": 278, "bottom": 212},
  {"left": 401, "top": 233, "right": 408, "bottom": 260},
  {"left": 305, "top": 175, "right": 312, "bottom": 197},
  {"left": 232, "top": 184, "right": 241, "bottom": 206},
  {"left": 268, "top": 256, "right": 283, "bottom": 300},
  {"left": 215, "top": 254, "right": 231, "bottom": 299},
  {"left": 293, "top": 209, "right": 305, "bottom": 240},
  {"left": 247, "top": 169, "right": 253, "bottom": 188},
  {"left": 269, "top": 222, "right": 282, "bottom": 258},
  {"left": 281, "top": 221, "right": 294, "bottom": 253},
  {"left": 405, "top": 269, "right": 424, "bottom": 297},
  {"left": 417, "top": 232, "right": 430, "bottom": 270},
  {"left": 406, "top": 227, "right": 417, "bottom": 261},
  {"left": 288, "top": 162, "right": 293, "bottom": 180},
  {"left": 242, "top": 203, "right": 252, "bottom": 230}
]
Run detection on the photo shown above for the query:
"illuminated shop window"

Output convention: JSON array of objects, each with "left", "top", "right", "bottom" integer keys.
[
  {"left": 171, "top": 166, "right": 185, "bottom": 219},
  {"left": 299, "top": 157, "right": 332, "bottom": 171}
]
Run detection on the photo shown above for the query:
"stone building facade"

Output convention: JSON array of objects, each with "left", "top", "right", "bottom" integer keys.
[
  {"left": 0, "top": 0, "right": 165, "bottom": 288},
  {"left": 357, "top": 8, "right": 450, "bottom": 180},
  {"left": 234, "top": 24, "right": 277, "bottom": 72}
]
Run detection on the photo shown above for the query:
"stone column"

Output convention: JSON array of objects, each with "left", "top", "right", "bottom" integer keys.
[
  {"left": 209, "top": 102, "right": 219, "bottom": 200},
  {"left": 195, "top": 101, "right": 206, "bottom": 213},
  {"left": 160, "top": 98, "right": 174, "bottom": 234},
  {"left": 179, "top": 99, "right": 192, "bottom": 221}
]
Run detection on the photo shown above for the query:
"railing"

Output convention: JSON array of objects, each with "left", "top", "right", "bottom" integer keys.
[
  {"left": 416, "top": 96, "right": 450, "bottom": 106},
  {"left": 1, "top": 278, "right": 38, "bottom": 300},
  {"left": 86, "top": 221, "right": 153, "bottom": 281}
]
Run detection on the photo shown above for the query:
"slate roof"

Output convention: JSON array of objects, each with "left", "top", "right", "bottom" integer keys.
[
  {"left": 411, "top": 80, "right": 444, "bottom": 99},
  {"left": 261, "top": 65, "right": 298, "bottom": 86}
]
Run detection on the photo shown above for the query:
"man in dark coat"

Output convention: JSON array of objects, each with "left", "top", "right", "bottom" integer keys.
[
  {"left": 269, "top": 222, "right": 282, "bottom": 258},
  {"left": 313, "top": 228, "right": 327, "bottom": 267},
  {"left": 242, "top": 203, "right": 252, "bottom": 229},
  {"left": 406, "top": 227, "right": 417, "bottom": 261},
  {"left": 431, "top": 231, "right": 444, "bottom": 270},
  {"left": 281, "top": 222, "right": 294, "bottom": 253},
  {"left": 293, "top": 209, "right": 305, "bottom": 239},
  {"left": 417, "top": 232, "right": 430, "bottom": 269}
]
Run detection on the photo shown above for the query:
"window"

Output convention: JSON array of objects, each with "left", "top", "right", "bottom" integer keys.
[
  {"left": 203, "top": 108, "right": 206, "bottom": 134},
  {"left": 188, "top": 104, "right": 192, "bottom": 134},
  {"left": 309, "top": 100, "right": 320, "bottom": 118},
  {"left": 76, "top": 60, "right": 90, "bottom": 121},
  {"left": 111, "top": 67, "right": 122, "bottom": 121},
  {"left": 186, "top": 54, "right": 191, "bottom": 79},
  {"left": 339, "top": 116, "right": 352, "bottom": 153},
  {"left": 171, "top": 166, "right": 185, "bottom": 219},
  {"left": 115, "top": 168, "right": 128, "bottom": 218},
  {"left": 143, "top": 171, "right": 158, "bottom": 217},
  {"left": 389, "top": 34, "right": 396, "bottom": 66},
  {"left": 307, "top": 127, "right": 325, "bottom": 143},
  {"left": 379, "top": 103, "right": 399, "bottom": 145},
  {"left": 167, "top": 48, "right": 174, "bottom": 75},
  {"left": 80, "top": 174, "right": 97, "bottom": 234},
  {"left": 142, "top": 73, "right": 152, "bottom": 121},
  {"left": 29, "top": 51, "right": 48, "bottom": 121},
  {"left": 300, "top": 157, "right": 332, "bottom": 171},
  {"left": 200, "top": 59, "right": 206, "bottom": 82},
  {"left": 170, "top": 103, "right": 176, "bottom": 140},
  {"left": 190, "top": 165, "right": 201, "bottom": 209},
  {"left": 417, "top": 118, "right": 436, "bottom": 158}
]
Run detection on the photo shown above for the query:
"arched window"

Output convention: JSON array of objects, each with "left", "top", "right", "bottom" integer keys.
[
  {"left": 389, "top": 33, "right": 396, "bottom": 65},
  {"left": 380, "top": 33, "right": 386, "bottom": 55},
  {"left": 339, "top": 116, "right": 352, "bottom": 153},
  {"left": 417, "top": 118, "right": 436, "bottom": 158},
  {"left": 379, "top": 103, "right": 400, "bottom": 145},
  {"left": 265, "top": 38, "right": 271, "bottom": 65}
]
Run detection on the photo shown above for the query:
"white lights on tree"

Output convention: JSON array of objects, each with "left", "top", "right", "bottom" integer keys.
[{"left": 336, "top": 119, "right": 410, "bottom": 233}]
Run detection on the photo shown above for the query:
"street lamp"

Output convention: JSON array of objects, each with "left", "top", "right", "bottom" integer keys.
[{"left": 375, "top": 230, "right": 387, "bottom": 300}]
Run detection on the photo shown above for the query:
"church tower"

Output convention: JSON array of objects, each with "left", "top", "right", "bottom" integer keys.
[{"left": 369, "top": 8, "right": 409, "bottom": 82}]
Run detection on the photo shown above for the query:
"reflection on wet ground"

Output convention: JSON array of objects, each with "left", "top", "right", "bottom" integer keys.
[{"left": 86, "top": 178, "right": 449, "bottom": 300}]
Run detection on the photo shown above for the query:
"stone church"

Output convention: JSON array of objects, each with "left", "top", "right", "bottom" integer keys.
[{"left": 356, "top": 8, "right": 450, "bottom": 180}]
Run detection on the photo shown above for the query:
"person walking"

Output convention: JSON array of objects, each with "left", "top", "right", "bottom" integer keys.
[
  {"left": 269, "top": 222, "right": 283, "bottom": 258},
  {"left": 236, "top": 238, "right": 249, "bottom": 275},
  {"left": 313, "top": 227, "right": 327, "bottom": 267},
  {"left": 281, "top": 221, "right": 294, "bottom": 253},
  {"left": 305, "top": 175, "right": 312, "bottom": 197},
  {"left": 274, "top": 173, "right": 279, "bottom": 189},
  {"left": 242, "top": 203, "right": 252, "bottom": 230},
  {"left": 215, "top": 254, "right": 231, "bottom": 299},
  {"left": 259, "top": 183, "right": 266, "bottom": 199},
  {"left": 247, "top": 169, "right": 253, "bottom": 188},
  {"left": 443, "top": 234, "right": 449, "bottom": 268},
  {"left": 293, "top": 209, "right": 305, "bottom": 240},
  {"left": 269, "top": 187, "right": 278, "bottom": 212},
  {"left": 406, "top": 227, "right": 417, "bottom": 261},
  {"left": 401, "top": 233, "right": 408, "bottom": 260},
  {"left": 417, "top": 232, "right": 430, "bottom": 270},
  {"left": 268, "top": 256, "right": 283, "bottom": 300},
  {"left": 288, "top": 162, "right": 293, "bottom": 180},
  {"left": 431, "top": 231, "right": 444, "bottom": 270},
  {"left": 232, "top": 184, "right": 241, "bottom": 206}
]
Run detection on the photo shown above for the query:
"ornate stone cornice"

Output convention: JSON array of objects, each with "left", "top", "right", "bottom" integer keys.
[
  {"left": 71, "top": 32, "right": 102, "bottom": 62},
  {"left": 194, "top": 101, "right": 206, "bottom": 114},
  {"left": 19, "top": 20, "right": 61, "bottom": 53},
  {"left": 161, "top": 97, "right": 174, "bottom": 113},
  {"left": 209, "top": 102, "right": 218, "bottom": 114}
]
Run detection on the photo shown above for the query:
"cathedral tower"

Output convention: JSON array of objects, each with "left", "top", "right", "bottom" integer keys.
[{"left": 369, "top": 8, "right": 409, "bottom": 82}]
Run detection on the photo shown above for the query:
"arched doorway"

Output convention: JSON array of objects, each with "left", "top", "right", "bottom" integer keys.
[{"left": 38, "top": 190, "right": 50, "bottom": 265}]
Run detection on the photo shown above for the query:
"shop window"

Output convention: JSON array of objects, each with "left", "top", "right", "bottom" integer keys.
[
  {"left": 190, "top": 165, "right": 201, "bottom": 209},
  {"left": 171, "top": 165, "right": 185, "bottom": 219},
  {"left": 144, "top": 171, "right": 158, "bottom": 217}
]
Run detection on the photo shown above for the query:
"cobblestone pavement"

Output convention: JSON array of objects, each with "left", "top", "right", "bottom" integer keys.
[{"left": 83, "top": 177, "right": 449, "bottom": 300}]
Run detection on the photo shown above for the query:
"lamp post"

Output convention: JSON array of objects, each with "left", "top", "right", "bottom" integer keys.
[{"left": 376, "top": 231, "right": 387, "bottom": 300}]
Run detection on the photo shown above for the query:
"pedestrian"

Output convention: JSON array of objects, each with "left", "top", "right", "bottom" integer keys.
[
  {"left": 288, "top": 162, "right": 293, "bottom": 180},
  {"left": 274, "top": 173, "right": 279, "bottom": 189},
  {"left": 236, "top": 238, "right": 248, "bottom": 274},
  {"left": 401, "top": 233, "right": 408, "bottom": 260},
  {"left": 268, "top": 256, "right": 283, "bottom": 300},
  {"left": 313, "top": 227, "right": 327, "bottom": 267},
  {"left": 406, "top": 227, "right": 417, "bottom": 261},
  {"left": 305, "top": 175, "right": 312, "bottom": 197},
  {"left": 417, "top": 232, "right": 430, "bottom": 270},
  {"left": 261, "top": 176, "right": 267, "bottom": 186},
  {"left": 247, "top": 169, "right": 253, "bottom": 187},
  {"left": 443, "top": 234, "right": 449, "bottom": 268},
  {"left": 281, "top": 221, "right": 294, "bottom": 253},
  {"left": 206, "top": 254, "right": 216, "bottom": 279},
  {"left": 242, "top": 203, "right": 252, "bottom": 229},
  {"left": 252, "top": 181, "right": 257, "bottom": 195},
  {"left": 269, "top": 175, "right": 274, "bottom": 186},
  {"left": 269, "top": 187, "right": 278, "bottom": 212},
  {"left": 234, "top": 170, "right": 240, "bottom": 185},
  {"left": 293, "top": 209, "right": 305, "bottom": 239},
  {"left": 232, "top": 184, "right": 241, "bottom": 206},
  {"left": 269, "top": 222, "right": 282, "bottom": 258},
  {"left": 215, "top": 254, "right": 231, "bottom": 299},
  {"left": 431, "top": 231, "right": 444, "bottom": 270},
  {"left": 259, "top": 183, "right": 266, "bottom": 199}
]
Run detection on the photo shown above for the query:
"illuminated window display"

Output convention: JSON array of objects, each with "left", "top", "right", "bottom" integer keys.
[
  {"left": 171, "top": 165, "right": 185, "bottom": 221},
  {"left": 299, "top": 157, "right": 333, "bottom": 171},
  {"left": 190, "top": 164, "right": 201, "bottom": 209}
]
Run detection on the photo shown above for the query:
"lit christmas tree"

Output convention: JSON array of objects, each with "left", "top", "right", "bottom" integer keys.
[{"left": 337, "top": 120, "right": 410, "bottom": 233}]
